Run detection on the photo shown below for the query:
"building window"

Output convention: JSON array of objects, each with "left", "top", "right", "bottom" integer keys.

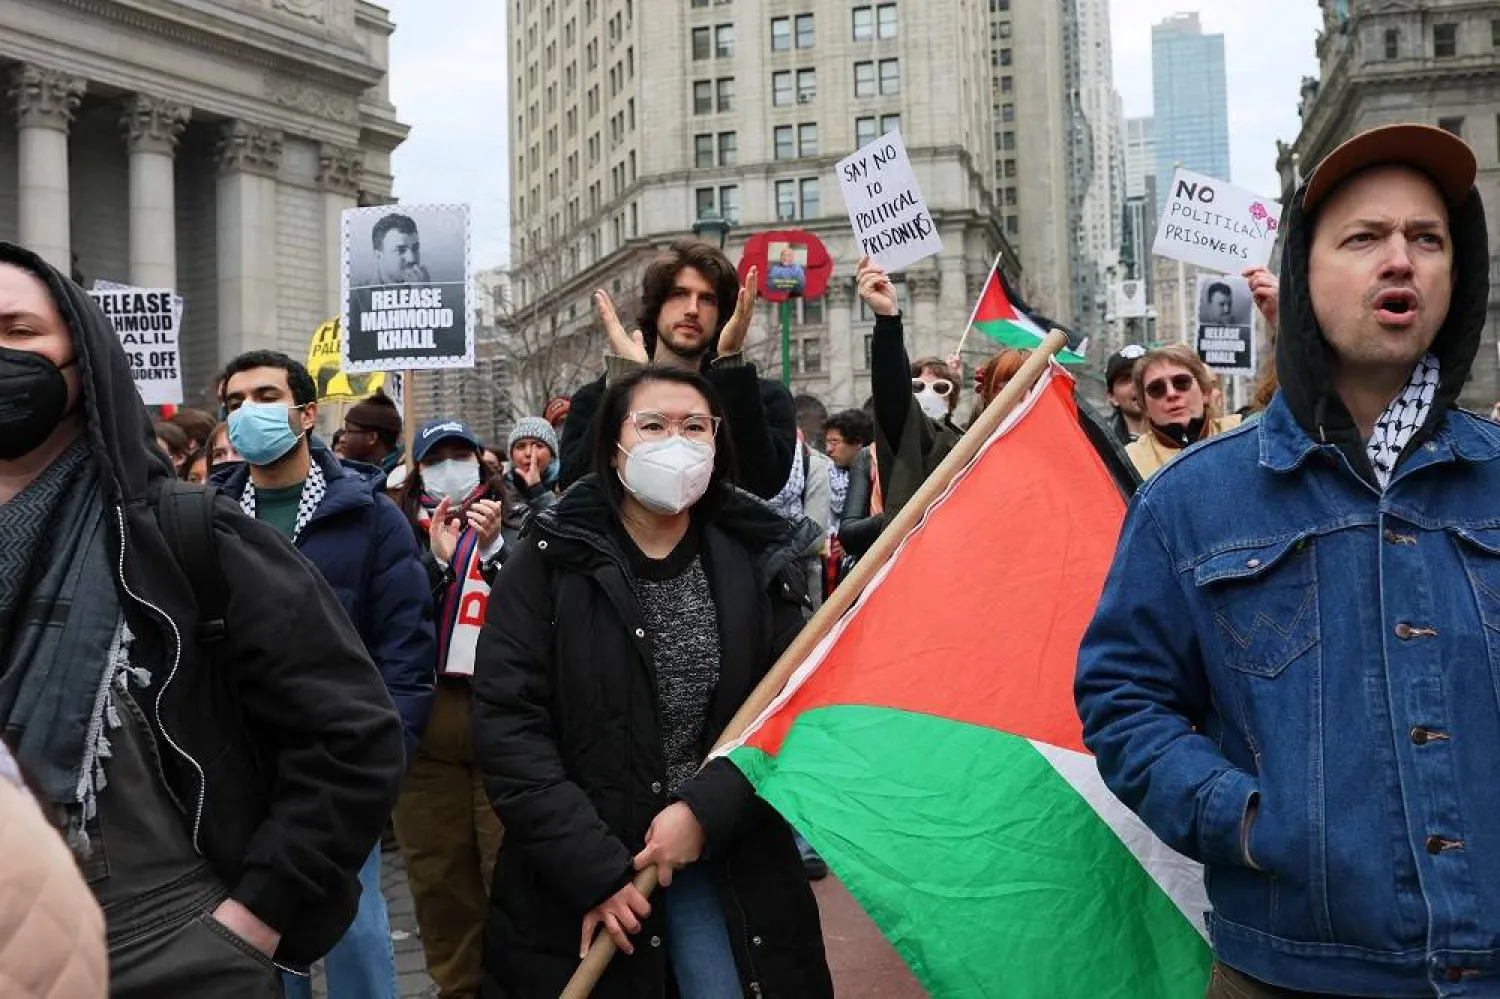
[
  {"left": 854, "top": 61, "right": 876, "bottom": 97},
  {"left": 1438, "top": 116, "right": 1465, "bottom": 138},
  {"left": 1003, "top": 158, "right": 1016, "bottom": 178},
  {"left": 879, "top": 58, "right": 900, "bottom": 95},
  {"left": 693, "top": 80, "right": 713, "bottom": 114},
  {"left": 797, "top": 68, "right": 817, "bottom": 102},
  {"left": 1005, "top": 215, "right": 1019, "bottom": 235},
  {"left": 775, "top": 179, "right": 796, "bottom": 220},
  {"left": 800, "top": 177, "right": 820, "bottom": 217},
  {"left": 719, "top": 184, "right": 739, "bottom": 222},
  {"left": 716, "top": 77, "right": 734, "bottom": 112},
  {"left": 798, "top": 122, "right": 819, "bottom": 156},
  {"left": 1001, "top": 103, "right": 1014, "bottom": 123},
  {"left": 852, "top": 6, "right": 873, "bottom": 41},
  {"left": 855, "top": 115, "right": 877, "bottom": 147},
  {"left": 1000, "top": 47, "right": 1012, "bottom": 67},
  {"left": 694, "top": 132, "right": 714, "bottom": 167},
  {"left": 692, "top": 26, "right": 711, "bottom": 60},
  {"left": 717, "top": 131, "right": 737, "bottom": 165},
  {"left": 1004, "top": 186, "right": 1017, "bottom": 206},
  {"left": 877, "top": 3, "right": 897, "bottom": 38},
  {"left": 715, "top": 24, "right": 734, "bottom": 57},
  {"left": 796, "top": 13, "right": 815, "bottom": 48},
  {"left": 774, "top": 125, "right": 794, "bottom": 159},
  {"left": 1493, "top": 19, "right": 1500, "bottom": 48},
  {"left": 802, "top": 297, "right": 824, "bottom": 325},
  {"left": 1001, "top": 75, "right": 1013, "bottom": 94},
  {"left": 696, "top": 187, "right": 716, "bottom": 219},
  {"left": 1434, "top": 23, "right": 1457, "bottom": 58},
  {"left": 771, "top": 16, "right": 791, "bottom": 51},
  {"left": 1000, "top": 130, "right": 1015, "bottom": 151},
  {"left": 801, "top": 337, "right": 823, "bottom": 373},
  {"left": 691, "top": 0, "right": 709, "bottom": 6},
  {"left": 1384, "top": 29, "right": 1398, "bottom": 59},
  {"left": 773, "top": 70, "right": 793, "bottom": 106}
]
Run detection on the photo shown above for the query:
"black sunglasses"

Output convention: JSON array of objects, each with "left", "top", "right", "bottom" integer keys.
[{"left": 1144, "top": 373, "right": 1197, "bottom": 400}]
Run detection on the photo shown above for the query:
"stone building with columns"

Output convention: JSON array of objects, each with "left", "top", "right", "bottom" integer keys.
[{"left": 0, "top": 0, "right": 407, "bottom": 408}]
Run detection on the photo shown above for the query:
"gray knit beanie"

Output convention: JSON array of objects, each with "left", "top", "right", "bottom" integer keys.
[{"left": 507, "top": 416, "right": 559, "bottom": 455}]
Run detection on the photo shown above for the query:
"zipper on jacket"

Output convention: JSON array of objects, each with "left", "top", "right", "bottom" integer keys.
[
  {"left": 722, "top": 857, "right": 763, "bottom": 995},
  {"left": 114, "top": 507, "right": 207, "bottom": 851}
]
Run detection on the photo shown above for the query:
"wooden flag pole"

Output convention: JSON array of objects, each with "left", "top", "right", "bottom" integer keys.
[
  {"left": 560, "top": 328, "right": 1072, "bottom": 999},
  {"left": 400, "top": 369, "right": 416, "bottom": 459}
]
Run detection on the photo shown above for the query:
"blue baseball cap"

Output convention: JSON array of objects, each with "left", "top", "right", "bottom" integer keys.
[{"left": 413, "top": 418, "right": 482, "bottom": 463}]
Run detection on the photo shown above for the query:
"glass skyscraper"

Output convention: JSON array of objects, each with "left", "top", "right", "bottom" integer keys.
[{"left": 1152, "top": 13, "right": 1231, "bottom": 185}]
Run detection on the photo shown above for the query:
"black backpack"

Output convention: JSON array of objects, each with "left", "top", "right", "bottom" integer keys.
[{"left": 153, "top": 480, "right": 230, "bottom": 645}]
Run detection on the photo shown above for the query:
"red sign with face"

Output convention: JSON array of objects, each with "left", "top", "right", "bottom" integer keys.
[{"left": 738, "top": 230, "right": 833, "bottom": 303}]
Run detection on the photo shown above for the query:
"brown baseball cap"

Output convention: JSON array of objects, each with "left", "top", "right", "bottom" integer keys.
[{"left": 1302, "top": 123, "right": 1477, "bottom": 215}]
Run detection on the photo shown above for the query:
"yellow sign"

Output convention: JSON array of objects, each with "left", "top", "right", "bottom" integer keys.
[{"left": 307, "top": 318, "right": 386, "bottom": 403}]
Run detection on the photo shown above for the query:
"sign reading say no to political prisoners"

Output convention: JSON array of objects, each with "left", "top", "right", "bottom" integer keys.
[
  {"left": 87, "top": 286, "right": 183, "bottom": 406},
  {"left": 836, "top": 129, "right": 943, "bottom": 274},
  {"left": 341, "top": 203, "right": 474, "bottom": 373}
]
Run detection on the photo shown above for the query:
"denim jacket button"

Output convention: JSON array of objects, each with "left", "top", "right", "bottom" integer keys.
[
  {"left": 1246, "top": 558, "right": 1262, "bottom": 569},
  {"left": 1411, "top": 727, "right": 1431, "bottom": 745},
  {"left": 1395, "top": 623, "right": 1415, "bottom": 640}
]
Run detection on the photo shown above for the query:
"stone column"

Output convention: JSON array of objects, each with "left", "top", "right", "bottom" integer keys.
[
  {"left": 908, "top": 269, "right": 943, "bottom": 361},
  {"left": 122, "top": 95, "right": 190, "bottom": 289},
  {"left": 318, "top": 143, "right": 363, "bottom": 316},
  {"left": 215, "top": 121, "right": 283, "bottom": 361},
  {"left": 7, "top": 65, "right": 86, "bottom": 271},
  {"left": 825, "top": 277, "right": 857, "bottom": 409}
]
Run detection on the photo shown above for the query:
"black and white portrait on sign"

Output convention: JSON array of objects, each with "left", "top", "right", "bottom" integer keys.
[
  {"left": 1194, "top": 273, "right": 1255, "bottom": 377},
  {"left": 341, "top": 203, "right": 474, "bottom": 373}
]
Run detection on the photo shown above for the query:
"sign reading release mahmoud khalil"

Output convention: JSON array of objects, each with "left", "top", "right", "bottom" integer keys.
[{"left": 341, "top": 203, "right": 474, "bottom": 374}]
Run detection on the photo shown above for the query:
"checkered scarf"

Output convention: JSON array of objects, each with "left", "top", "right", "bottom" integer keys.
[
  {"left": 237, "top": 460, "right": 328, "bottom": 541},
  {"left": 1367, "top": 353, "right": 1440, "bottom": 490}
]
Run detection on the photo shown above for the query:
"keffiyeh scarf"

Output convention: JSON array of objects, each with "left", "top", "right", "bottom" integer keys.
[
  {"left": 1367, "top": 352, "right": 1440, "bottom": 490},
  {"left": 768, "top": 441, "right": 807, "bottom": 521},
  {"left": 828, "top": 465, "right": 850, "bottom": 523},
  {"left": 238, "top": 460, "right": 328, "bottom": 541}
]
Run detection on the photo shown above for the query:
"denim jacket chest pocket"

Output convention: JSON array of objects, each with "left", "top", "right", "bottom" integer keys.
[
  {"left": 1192, "top": 534, "right": 1321, "bottom": 678},
  {"left": 1451, "top": 527, "right": 1500, "bottom": 633}
]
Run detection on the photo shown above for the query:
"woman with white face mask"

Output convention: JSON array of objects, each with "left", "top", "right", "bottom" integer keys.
[
  {"left": 390, "top": 419, "right": 506, "bottom": 999},
  {"left": 472, "top": 367, "right": 834, "bottom": 999}
]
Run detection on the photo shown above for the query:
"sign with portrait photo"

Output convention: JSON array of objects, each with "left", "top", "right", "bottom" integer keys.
[
  {"left": 341, "top": 203, "right": 474, "bottom": 373},
  {"left": 1194, "top": 274, "right": 1256, "bottom": 377}
]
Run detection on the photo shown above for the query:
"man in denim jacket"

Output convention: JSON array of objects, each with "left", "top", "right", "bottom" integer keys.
[{"left": 1077, "top": 123, "right": 1496, "bottom": 997}]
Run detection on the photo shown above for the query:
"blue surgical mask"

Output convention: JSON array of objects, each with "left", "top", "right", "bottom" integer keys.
[{"left": 228, "top": 401, "right": 307, "bottom": 467}]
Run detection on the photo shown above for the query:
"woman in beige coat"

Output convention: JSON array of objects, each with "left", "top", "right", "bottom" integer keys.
[
  {"left": 1125, "top": 348, "right": 1243, "bottom": 480},
  {"left": 0, "top": 742, "right": 107, "bottom": 998}
]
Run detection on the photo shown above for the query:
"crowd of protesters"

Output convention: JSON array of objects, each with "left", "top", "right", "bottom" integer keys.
[{"left": 4, "top": 119, "right": 1499, "bottom": 999}]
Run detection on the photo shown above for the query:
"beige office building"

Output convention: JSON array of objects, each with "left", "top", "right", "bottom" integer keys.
[
  {"left": 0, "top": 0, "right": 406, "bottom": 408},
  {"left": 508, "top": 0, "right": 1012, "bottom": 413}
]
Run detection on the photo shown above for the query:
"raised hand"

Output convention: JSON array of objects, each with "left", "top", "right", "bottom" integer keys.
[
  {"left": 427, "top": 496, "right": 460, "bottom": 564},
  {"left": 717, "top": 266, "right": 759, "bottom": 355},
  {"left": 595, "top": 289, "right": 649, "bottom": 363},
  {"left": 856, "top": 256, "right": 900, "bottom": 317},
  {"left": 1242, "top": 266, "right": 1280, "bottom": 329}
]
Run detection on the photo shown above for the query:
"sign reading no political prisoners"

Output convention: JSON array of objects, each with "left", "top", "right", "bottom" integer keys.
[
  {"left": 341, "top": 203, "right": 474, "bottom": 374},
  {"left": 87, "top": 285, "right": 183, "bottom": 406},
  {"left": 836, "top": 130, "right": 943, "bottom": 274},
  {"left": 1194, "top": 273, "right": 1257, "bottom": 377},
  {"left": 1152, "top": 168, "right": 1283, "bottom": 274}
]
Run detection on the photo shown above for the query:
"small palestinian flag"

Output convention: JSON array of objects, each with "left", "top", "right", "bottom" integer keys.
[{"left": 971, "top": 265, "right": 1087, "bottom": 364}]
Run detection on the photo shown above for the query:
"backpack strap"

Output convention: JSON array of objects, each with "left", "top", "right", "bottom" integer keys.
[{"left": 155, "top": 480, "right": 230, "bottom": 644}]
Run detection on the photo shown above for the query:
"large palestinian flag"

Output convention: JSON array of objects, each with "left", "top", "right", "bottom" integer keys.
[
  {"left": 971, "top": 266, "right": 1087, "bottom": 364},
  {"left": 718, "top": 364, "right": 1210, "bottom": 997}
]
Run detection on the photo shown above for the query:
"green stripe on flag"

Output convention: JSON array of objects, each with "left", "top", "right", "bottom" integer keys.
[
  {"left": 731, "top": 705, "right": 1209, "bottom": 998},
  {"left": 974, "top": 320, "right": 1086, "bottom": 364}
]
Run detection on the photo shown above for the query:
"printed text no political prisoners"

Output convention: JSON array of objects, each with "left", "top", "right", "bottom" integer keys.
[{"left": 361, "top": 288, "right": 455, "bottom": 351}]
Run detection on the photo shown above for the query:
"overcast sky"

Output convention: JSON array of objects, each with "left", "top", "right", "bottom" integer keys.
[
  {"left": 1110, "top": 1, "right": 1322, "bottom": 197},
  {"left": 386, "top": 1, "right": 1322, "bottom": 269}
]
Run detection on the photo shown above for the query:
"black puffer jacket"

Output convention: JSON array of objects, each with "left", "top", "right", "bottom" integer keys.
[
  {"left": 472, "top": 477, "right": 833, "bottom": 999},
  {"left": 0, "top": 243, "right": 406, "bottom": 968}
]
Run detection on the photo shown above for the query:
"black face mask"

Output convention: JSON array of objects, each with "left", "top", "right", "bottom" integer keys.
[{"left": 0, "top": 345, "right": 74, "bottom": 460}]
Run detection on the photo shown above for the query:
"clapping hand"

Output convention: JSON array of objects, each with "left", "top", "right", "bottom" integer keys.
[{"left": 595, "top": 290, "right": 649, "bottom": 363}]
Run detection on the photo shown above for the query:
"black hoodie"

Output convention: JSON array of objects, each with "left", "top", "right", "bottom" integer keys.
[
  {"left": 0, "top": 244, "right": 406, "bottom": 968},
  {"left": 1274, "top": 180, "right": 1491, "bottom": 485}
]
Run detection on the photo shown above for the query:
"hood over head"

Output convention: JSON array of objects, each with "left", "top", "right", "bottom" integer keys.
[
  {"left": 1273, "top": 171, "right": 1490, "bottom": 469},
  {"left": 0, "top": 243, "right": 172, "bottom": 503}
]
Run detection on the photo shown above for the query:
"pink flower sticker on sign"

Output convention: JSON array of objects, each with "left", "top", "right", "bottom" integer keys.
[{"left": 1249, "top": 202, "right": 1268, "bottom": 222}]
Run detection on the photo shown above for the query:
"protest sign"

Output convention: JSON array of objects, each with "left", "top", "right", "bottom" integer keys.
[
  {"left": 835, "top": 129, "right": 942, "bottom": 273},
  {"left": 341, "top": 203, "right": 474, "bottom": 373},
  {"left": 1152, "top": 168, "right": 1282, "bottom": 273},
  {"left": 1193, "top": 273, "right": 1256, "bottom": 377},
  {"left": 88, "top": 284, "right": 183, "bottom": 405},
  {"left": 306, "top": 318, "right": 388, "bottom": 403}
]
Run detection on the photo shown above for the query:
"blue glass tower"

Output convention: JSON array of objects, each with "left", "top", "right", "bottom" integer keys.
[{"left": 1152, "top": 13, "right": 1231, "bottom": 184}]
